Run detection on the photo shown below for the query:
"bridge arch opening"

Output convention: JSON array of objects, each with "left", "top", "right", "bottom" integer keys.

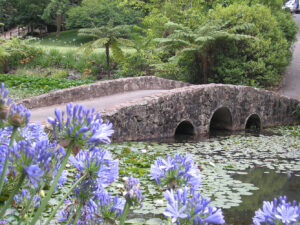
[
  {"left": 245, "top": 114, "right": 261, "bottom": 130},
  {"left": 175, "top": 120, "right": 195, "bottom": 136},
  {"left": 209, "top": 107, "right": 233, "bottom": 132}
]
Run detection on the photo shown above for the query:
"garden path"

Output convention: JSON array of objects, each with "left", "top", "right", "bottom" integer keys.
[
  {"left": 280, "top": 13, "right": 300, "bottom": 99},
  {"left": 30, "top": 89, "right": 167, "bottom": 123}
]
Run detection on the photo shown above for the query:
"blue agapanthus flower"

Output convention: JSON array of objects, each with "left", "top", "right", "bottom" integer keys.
[
  {"left": 150, "top": 154, "right": 201, "bottom": 189},
  {"left": 48, "top": 103, "right": 114, "bottom": 145},
  {"left": 94, "top": 190, "right": 125, "bottom": 220},
  {"left": 123, "top": 176, "right": 144, "bottom": 207},
  {"left": 20, "top": 123, "right": 49, "bottom": 143},
  {"left": 14, "top": 189, "right": 41, "bottom": 208},
  {"left": 0, "top": 83, "right": 11, "bottom": 121},
  {"left": 253, "top": 196, "right": 300, "bottom": 225},
  {"left": 163, "top": 187, "right": 225, "bottom": 225},
  {"left": 24, "top": 164, "right": 44, "bottom": 187},
  {"left": 69, "top": 147, "right": 119, "bottom": 189},
  {"left": 10, "top": 140, "right": 63, "bottom": 187},
  {"left": 8, "top": 103, "right": 31, "bottom": 127},
  {"left": 57, "top": 193, "right": 123, "bottom": 225},
  {"left": 0, "top": 124, "right": 48, "bottom": 148},
  {"left": 0, "top": 144, "right": 9, "bottom": 182}
]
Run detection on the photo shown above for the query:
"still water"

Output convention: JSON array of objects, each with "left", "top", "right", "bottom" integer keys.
[{"left": 109, "top": 127, "right": 300, "bottom": 225}]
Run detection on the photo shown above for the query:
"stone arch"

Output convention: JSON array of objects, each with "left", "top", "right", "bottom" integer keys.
[
  {"left": 245, "top": 114, "right": 261, "bottom": 130},
  {"left": 175, "top": 120, "right": 195, "bottom": 136},
  {"left": 209, "top": 107, "right": 233, "bottom": 131}
]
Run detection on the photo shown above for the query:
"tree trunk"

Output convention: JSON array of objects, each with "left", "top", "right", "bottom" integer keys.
[
  {"left": 105, "top": 43, "right": 110, "bottom": 77},
  {"left": 194, "top": 53, "right": 202, "bottom": 84},
  {"left": 56, "top": 14, "right": 62, "bottom": 38},
  {"left": 208, "top": 50, "right": 215, "bottom": 79},
  {"left": 2, "top": 60, "right": 9, "bottom": 74},
  {"left": 202, "top": 54, "right": 208, "bottom": 84},
  {"left": 30, "top": 24, "right": 34, "bottom": 36}
]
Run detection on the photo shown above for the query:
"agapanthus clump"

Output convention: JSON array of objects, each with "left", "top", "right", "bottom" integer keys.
[
  {"left": 30, "top": 103, "right": 114, "bottom": 225},
  {"left": 253, "top": 196, "right": 300, "bottom": 225},
  {"left": 150, "top": 154, "right": 201, "bottom": 189},
  {"left": 163, "top": 187, "right": 225, "bottom": 225}
]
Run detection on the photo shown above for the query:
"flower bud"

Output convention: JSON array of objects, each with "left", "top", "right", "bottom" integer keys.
[
  {"left": 0, "top": 105, "right": 9, "bottom": 120},
  {"left": 40, "top": 190, "right": 45, "bottom": 198},
  {"left": 9, "top": 113, "right": 23, "bottom": 127}
]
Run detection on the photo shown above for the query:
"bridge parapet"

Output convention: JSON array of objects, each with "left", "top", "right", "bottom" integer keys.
[{"left": 19, "top": 76, "right": 190, "bottom": 109}]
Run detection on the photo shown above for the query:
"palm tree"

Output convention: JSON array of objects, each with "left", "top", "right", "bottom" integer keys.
[
  {"left": 78, "top": 21, "right": 134, "bottom": 77},
  {"left": 155, "top": 21, "right": 256, "bottom": 83}
]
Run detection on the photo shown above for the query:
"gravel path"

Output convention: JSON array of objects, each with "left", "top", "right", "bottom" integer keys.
[
  {"left": 30, "top": 89, "right": 167, "bottom": 123},
  {"left": 280, "top": 14, "right": 300, "bottom": 99}
]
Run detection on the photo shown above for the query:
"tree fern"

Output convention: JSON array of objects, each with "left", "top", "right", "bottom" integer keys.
[
  {"left": 78, "top": 22, "right": 133, "bottom": 77},
  {"left": 155, "top": 21, "right": 257, "bottom": 83}
]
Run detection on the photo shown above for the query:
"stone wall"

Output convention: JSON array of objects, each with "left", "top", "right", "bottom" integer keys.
[
  {"left": 99, "top": 84, "right": 299, "bottom": 142},
  {"left": 18, "top": 76, "right": 190, "bottom": 109}
]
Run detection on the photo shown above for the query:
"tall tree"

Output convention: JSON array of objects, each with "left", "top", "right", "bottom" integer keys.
[
  {"left": 42, "top": 0, "right": 70, "bottom": 37},
  {"left": 66, "top": 0, "right": 143, "bottom": 29},
  {"left": 0, "top": 0, "right": 18, "bottom": 29},
  {"left": 155, "top": 21, "right": 256, "bottom": 83},
  {"left": 15, "top": 0, "right": 48, "bottom": 33},
  {"left": 78, "top": 22, "right": 133, "bottom": 76}
]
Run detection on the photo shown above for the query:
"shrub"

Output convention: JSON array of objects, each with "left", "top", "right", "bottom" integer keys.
[
  {"left": 116, "top": 51, "right": 155, "bottom": 77},
  {"left": 206, "top": 3, "right": 297, "bottom": 87}
]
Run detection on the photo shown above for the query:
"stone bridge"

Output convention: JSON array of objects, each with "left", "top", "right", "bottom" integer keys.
[{"left": 22, "top": 76, "right": 299, "bottom": 142}]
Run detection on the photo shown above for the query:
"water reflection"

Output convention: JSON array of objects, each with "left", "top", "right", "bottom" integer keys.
[{"left": 224, "top": 168, "right": 300, "bottom": 224}]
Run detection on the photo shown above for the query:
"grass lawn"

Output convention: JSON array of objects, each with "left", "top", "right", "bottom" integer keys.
[
  {"left": 30, "top": 30, "right": 92, "bottom": 47},
  {"left": 32, "top": 44, "right": 136, "bottom": 54},
  {"left": 29, "top": 30, "right": 136, "bottom": 54}
]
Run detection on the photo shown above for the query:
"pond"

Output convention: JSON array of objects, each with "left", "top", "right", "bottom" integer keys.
[{"left": 105, "top": 126, "right": 300, "bottom": 225}]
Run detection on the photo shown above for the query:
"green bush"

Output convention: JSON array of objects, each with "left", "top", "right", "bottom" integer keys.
[
  {"left": 205, "top": 3, "right": 297, "bottom": 87},
  {"left": 0, "top": 38, "right": 43, "bottom": 72},
  {"left": 20, "top": 49, "right": 108, "bottom": 78},
  {"left": 116, "top": 51, "right": 155, "bottom": 77}
]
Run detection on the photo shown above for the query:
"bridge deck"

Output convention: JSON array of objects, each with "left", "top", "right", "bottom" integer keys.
[{"left": 29, "top": 89, "right": 168, "bottom": 123}]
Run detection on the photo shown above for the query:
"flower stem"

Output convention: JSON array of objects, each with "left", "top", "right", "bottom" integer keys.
[
  {"left": 17, "top": 188, "right": 36, "bottom": 225},
  {"left": 119, "top": 201, "right": 131, "bottom": 225},
  {"left": 72, "top": 202, "right": 83, "bottom": 225},
  {"left": 44, "top": 173, "right": 87, "bottom": 225},
  {"left": 0, "top": 127, "right": 17, "bottom": 195},
  {"left": 0, "top": 172, "right": 25, "bottom": 218},
  {"left": 29, "top": 142, "right": 74, "bottom": 225}
]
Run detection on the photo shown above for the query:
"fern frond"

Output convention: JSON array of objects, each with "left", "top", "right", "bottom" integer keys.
[
  {"left": 91, "top": 38, "right": 109, "bottom": 47},
  {"left": 116, "top": 38, "right": 135, "bottom": 47},
  {"left": 111, "top": 39, "right": 125, "bottom": 63}
]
